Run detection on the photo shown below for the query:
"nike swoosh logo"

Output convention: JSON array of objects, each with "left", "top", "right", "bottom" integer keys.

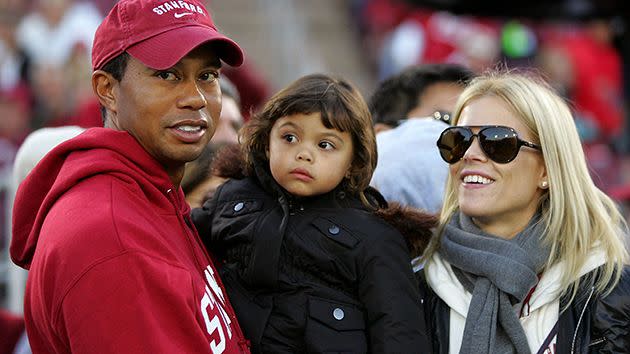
[{"left": 174, "top": 12, "right": 193, "bottom": 18}]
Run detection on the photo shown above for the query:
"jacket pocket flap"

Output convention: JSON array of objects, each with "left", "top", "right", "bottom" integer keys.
[
  {"left": 312, "top": 217, "right": 359, "bottom": 248},
  {"left": 219, "top": 199, "right": 263, "bottom": 217},
  {"left": 308, "top": 297, "right": 365, "bottom": 331}
]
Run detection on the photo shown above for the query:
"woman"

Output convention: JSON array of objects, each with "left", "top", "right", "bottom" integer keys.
[{"left": 421, "top": 71, "right": 629, "bottom": 354}]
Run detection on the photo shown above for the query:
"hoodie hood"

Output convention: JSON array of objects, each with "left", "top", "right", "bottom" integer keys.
[{"left": 11, "top": 128, "right": 187, "bottom": 269}]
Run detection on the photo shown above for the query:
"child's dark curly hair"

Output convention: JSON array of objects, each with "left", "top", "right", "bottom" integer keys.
[{"left": 240, "top": 74, "right": 377, "bottom": 204}]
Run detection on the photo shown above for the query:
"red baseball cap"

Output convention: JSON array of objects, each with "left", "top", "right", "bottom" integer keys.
[{"left": 92, "top": 0, "right": 244, "bottom": 70}]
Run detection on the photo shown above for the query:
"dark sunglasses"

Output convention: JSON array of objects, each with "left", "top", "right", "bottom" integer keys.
[{"left": 437, "top": 125, "right": 542, "bottom": 164}]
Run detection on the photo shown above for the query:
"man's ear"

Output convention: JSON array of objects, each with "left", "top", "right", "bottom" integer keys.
[{"left": 92, "top": 70, "right": 118, "bottom": 121}]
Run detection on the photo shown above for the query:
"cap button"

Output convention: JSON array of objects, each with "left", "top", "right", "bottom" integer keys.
[{"left": 328, "top": 225, "right": 340, "bottom": 235}]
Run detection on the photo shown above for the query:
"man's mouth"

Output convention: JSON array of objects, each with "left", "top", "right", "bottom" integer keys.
[
  {"left": 176, "top": 125, "right": 203, "bottom": 133},
  {"left": 169, "top": 121, "right": 207, "bottom": 143}
]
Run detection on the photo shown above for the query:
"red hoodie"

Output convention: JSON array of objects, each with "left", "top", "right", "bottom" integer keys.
[{"left": 11, "top": 128, "right": 249, "bottom": 354}]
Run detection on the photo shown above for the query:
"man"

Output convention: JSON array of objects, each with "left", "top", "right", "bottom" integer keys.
[
  {"left": 369, "top": 64, "right": 474, "bottom": 213},
  {"left": 10, "top": 0, "right": 250, "bottom": 352}
]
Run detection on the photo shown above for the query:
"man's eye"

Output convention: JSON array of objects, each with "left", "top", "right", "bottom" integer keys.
[
  {"left": 156, "top": 71, "right": 177, "bottom": 80},
  {"left": 319, "top": 141, "right": 335, "bottom": 150},
  {"left": 200, "top": 71, "right": 219, "bottom": 83}
]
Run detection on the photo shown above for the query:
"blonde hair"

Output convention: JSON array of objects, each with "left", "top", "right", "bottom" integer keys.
[{"left": 425, "top": 70, "right": 628, "bottom": 304}]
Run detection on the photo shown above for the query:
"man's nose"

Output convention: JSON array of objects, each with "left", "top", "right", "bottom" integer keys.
[{"left": 177, "top": 80, "right": 207, "bottom": 110}]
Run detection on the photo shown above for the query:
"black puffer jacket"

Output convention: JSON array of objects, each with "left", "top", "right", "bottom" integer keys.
[
  {"left": 417, "top": 266, "right": 630, "bottom": 354},
  {"left": 192, "top": 163, "right": 435, "bottom": 353}
]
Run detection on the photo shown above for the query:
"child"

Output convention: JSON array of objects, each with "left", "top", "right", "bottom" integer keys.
[{"left": 192, "top": 74, "right": 434, "bottom": 353}]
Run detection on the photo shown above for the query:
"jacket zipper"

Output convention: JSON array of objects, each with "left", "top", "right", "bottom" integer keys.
[
  {"left": 287, "top": 198, "right": 304, "bottom": 215},
  {"left": 588, "top": 337, "right": 606, "bottom": 347},
  {"left": 571, "top": 286, "right": 595, "bottom": 354}
]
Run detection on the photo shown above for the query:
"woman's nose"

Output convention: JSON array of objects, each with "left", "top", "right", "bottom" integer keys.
[{"left": 462, "top": 137, "right": 487, "bottom": 162}]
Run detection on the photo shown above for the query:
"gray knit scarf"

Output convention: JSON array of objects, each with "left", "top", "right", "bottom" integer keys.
[{"left": 439, "top": 212, "right": 550, "bottom": 354}]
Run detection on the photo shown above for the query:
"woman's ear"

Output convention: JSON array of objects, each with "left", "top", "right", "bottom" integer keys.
[
  {"left": 538, "top": 166, "right": 549, "bottom": 190},
  {"left": 92, "top": 70, "right": 118, "bottom": 124}
]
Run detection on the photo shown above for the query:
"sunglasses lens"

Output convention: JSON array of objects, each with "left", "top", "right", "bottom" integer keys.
[
  {"left": 437, "top": 127, "right": 471, "bottom": 163},
  {"left": 479, "top": 127, "right": 519, "bottom": 163}
]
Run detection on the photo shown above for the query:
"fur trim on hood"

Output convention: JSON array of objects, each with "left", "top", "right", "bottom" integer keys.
[{"left": 375, "top": 202, "right": 437, "bottom": 258}]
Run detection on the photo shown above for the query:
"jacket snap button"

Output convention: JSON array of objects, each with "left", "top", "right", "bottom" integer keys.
[
  {"left": 333, "top": 308, "right": 344, "bottom": 320},
  {"left": 328, "top": 225, "right": 340, "bottom": 235},
  {"left": 233, "top": 202, "right": 244, "bottom": 212}
]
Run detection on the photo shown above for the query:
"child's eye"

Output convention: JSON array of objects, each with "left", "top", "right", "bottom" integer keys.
[
  {"left": 282, "top": 134, "right": 297, "bottom": 143},
  {"left": 156, "top": 71, "right": 178, "bottom": 81},
  {"left": 319, "top": 141, "right": 335, "bottom": 150}
]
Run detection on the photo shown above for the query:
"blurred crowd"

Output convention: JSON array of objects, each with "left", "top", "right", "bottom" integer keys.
[
  {"left": 351, "top": 0, "right": 630, "bottom": 204},
  {"left": 1, "top": 0, "right": 627, "bottom": 188},
  {"left": 0, "top": 0, "right": 629, "bottom": 352},
  {"left": 0, "top": 0, "right": 271, "bottom": 166}
]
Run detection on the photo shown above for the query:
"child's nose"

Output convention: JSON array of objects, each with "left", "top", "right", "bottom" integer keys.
[{"left": 296, "top": 148, "right": 313, "bottom": 162}]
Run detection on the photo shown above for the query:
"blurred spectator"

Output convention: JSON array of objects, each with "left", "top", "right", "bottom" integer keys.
[
  {"left": 369, "top": 63, "right": 473, "bottom": 132},
  {"left": 211, "top": 77, "right": 244, "bottom": 144},
  {"left": 536, "top": 17, "right": 626, "bottom": 191},
  {"left": 369, "top": 63, "right": 474, "bottom": 212},
  {"left": 27, "top": 62, "right": 76, "bottom": 129},
  {"left": 355, "top": 0, "right": 411, "bottom": 73},
  {"left": 15, "top": 0, "right": 101, "bottom": 69},
  {"left": 60, "top": 42, "right": 102, "bottom": 129},
  {"left": 0, "top": 0, "right": 30, "bottom": 15},
  {"left": 563, "top": 17, "right": 625, "bottom": 141},
  {"left": 0, "top": 83, "right": 31, "bottom": 145},
  {"left": 15, "top": 0, "right": 102, "bottom": 130},
  {"left": 182, "top": 142, "right": 242, "bottom": 208},
  {"left": 65, "top": 98, "right": 102, "bottom": 129},
  {"left": 0, "top": 137, "right": 16, "bottom": 172},
  {"left": 0, "top": 10, "right": 29, "bottom": 91},
  {"left": 535, "top": 41, "right": 575, "bottom": 99},
  {"left": 222, "top": 58, "right": 271, "bottom": 121},
  {"left": 0, "top": 309, "right": 31, "bottom": 354},
  {"left": 375, "top": 7, "right": 500, "bottom": 79}
]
